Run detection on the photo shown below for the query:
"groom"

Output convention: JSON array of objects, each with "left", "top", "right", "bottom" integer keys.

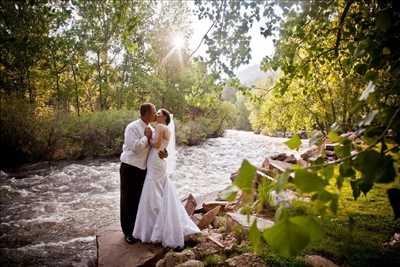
[{"left": 119, "top": 103, "right": 167, "bottom": 244}]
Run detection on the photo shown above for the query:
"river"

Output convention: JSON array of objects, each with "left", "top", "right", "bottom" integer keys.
[{"left": 0, "top": 130, "right": 306, "bottom": 266}]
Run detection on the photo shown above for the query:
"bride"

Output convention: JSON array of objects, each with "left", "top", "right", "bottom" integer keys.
[{"left": 133, "top": 108, "right": 200, "bottom": 248}]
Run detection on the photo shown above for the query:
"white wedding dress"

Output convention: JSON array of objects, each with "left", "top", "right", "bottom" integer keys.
[{"left": 133, "top": 121, "right": 200, "bottom": 248}]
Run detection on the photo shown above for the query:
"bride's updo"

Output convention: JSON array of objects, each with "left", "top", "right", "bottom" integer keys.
[{"left": 160, "top": 108, "right": 171, "bottom": 125}]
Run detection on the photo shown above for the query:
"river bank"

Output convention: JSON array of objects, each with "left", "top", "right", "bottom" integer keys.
[
  {"left": 0, "top": 130, "right": 304, "bottom": 266},
  {"left": 1, "top": 130, "right": 398, "bottom": 266},
  {"left": 0, "top": 106, "right": 236, "bottom": 169},
  {"left": 93, "top": 137, "right": 400, "bottom": 267}
]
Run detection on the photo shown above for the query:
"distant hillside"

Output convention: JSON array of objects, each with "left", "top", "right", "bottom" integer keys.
[{"left": 237, "top": 64, "right": 276, "bottom": 86}]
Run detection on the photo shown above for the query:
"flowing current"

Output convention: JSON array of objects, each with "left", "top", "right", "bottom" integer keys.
[{"left": 0, "top": 130, "right": 305, "bottom": 266}]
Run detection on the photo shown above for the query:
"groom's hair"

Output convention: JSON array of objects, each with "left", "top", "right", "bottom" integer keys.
[
  {"left": 160, "top": 108, "right": 171, "bottom": 125},
  {"left": 140, "top": 103, "right": 154, "bottom": 117}
]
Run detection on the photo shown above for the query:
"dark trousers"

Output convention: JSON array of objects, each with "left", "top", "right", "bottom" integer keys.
[{"left": 120, "top": 162, "right": 146, "bottom": 237}]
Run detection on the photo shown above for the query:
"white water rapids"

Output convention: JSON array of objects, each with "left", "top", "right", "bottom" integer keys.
[{"left": 0, "top": 130, "right": 306, "bottom": 266}]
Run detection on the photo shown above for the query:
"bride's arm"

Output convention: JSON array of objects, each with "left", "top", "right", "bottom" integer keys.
[{"left": 150, "top": 124, "right": 165, "bottom": 149}]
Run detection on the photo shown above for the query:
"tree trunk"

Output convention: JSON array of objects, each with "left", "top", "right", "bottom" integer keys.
[
  {"left": 71, "top": 64, "right": 80, "bottom": 116},
  {"left": 96, "top": 50, "right": 103, "bottom": 110}
]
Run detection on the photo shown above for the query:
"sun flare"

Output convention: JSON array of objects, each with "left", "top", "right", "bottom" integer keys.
[{"left": 172, "top": 35, "right": 185, "bottom": 49}]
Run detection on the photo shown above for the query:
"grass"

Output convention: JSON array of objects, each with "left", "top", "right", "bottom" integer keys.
[
  {"left": 303, "top": 182, "right": 400, "bottom": 267},
  {"left": 202, "top": 255, "right": 226, "bottom": 266},
  {"left": 249, "top": 182, "right": 400, "bottom": 267}
]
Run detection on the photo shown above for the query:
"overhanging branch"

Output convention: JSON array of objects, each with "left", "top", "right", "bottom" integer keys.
[{"left": 334, "top": 0, "right": 354, "bottom": 56}]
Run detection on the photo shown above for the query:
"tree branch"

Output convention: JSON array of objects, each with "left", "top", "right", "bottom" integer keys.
[
  {"left": 334, "top": 0, "right": 354, "bottom": 56},
  {"left": 189, "top": 19, "right": 216, "bottom": 59}
]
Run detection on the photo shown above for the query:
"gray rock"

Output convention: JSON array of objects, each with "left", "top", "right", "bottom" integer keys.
[
  {"left": 184, "top": 194, "right": 197, "bottom": 216},
  {"left": 302, "top": 255, "right": 339, "bottom": 267},
  {"left": 156, "top": 250, "right": 195, "bottom": 267},
  {"left": 225, "top": 253, "right": 268, "bottom": 267},
  {"left": 198, "top": 206, "right": 221, "bottom": 229},
  {"left": 176, "top": 259, "right": 205, "bottom": 267},
  {"left": 226, "top": 212, "right": 274, "bottom": 232},
  {"left": 96, "top": 224, "right": 166, "bottom": 267}
]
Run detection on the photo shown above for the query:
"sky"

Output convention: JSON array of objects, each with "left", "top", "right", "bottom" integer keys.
[{"left": 187, "top": 3, "right": 276, "bottom": 74}]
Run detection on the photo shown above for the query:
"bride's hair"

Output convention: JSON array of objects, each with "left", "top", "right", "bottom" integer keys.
[{"left": 160, "top": 108, "right": 171, "bottom": 125}]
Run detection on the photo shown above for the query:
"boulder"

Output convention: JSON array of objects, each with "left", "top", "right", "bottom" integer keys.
[
  {"left": 156, "top": 250, "right": 195, "bottom": 267},
  {"left": 176, "top": 260, "right": 205, "bottom": 267},
  {"left": 206, "top": 231, "right": 237, "bottom": 251},
  {"left": 190, "top": 213, "right": 203, "bottom": 225},
  {"left": 325, "top": 143, "right": 338, "bottom": 151},
  {"left": 269, "top": 159, "right": 294, "bottom": 173},
  {"left": 202, "top": 201, "right": 229, "bottom": 213},
  {"left": 212, "top": 216, "right": 226, "bottom": 229},
  {"left": 192, "top": 238, "right": 222, "bottom": 258},
  {"left": 96, "top": 224, "right": 166, "bottom": 267},
  {"left": 261, "top": 158, "right": 271, "bottom": 169},
  {"left": 225, "top": 253, "right": 268, "bottom": 267},
  {"left": 184, "top": 194, "right": 197, "bottom": 216},
  {"left": 271, "top": 153, "right": 297, "bottom": 164},
  {"left": 301, "top": 146, "right": 320, "bottom": 161},
  {"left": 226, "top": 212, "right": 274, "bottom": 232},
  {"left": 271, "top": 153, "right": 288, "bottom": 161},
  {"left": 198, "top": 206, "right": 221, "bottom": 229},
  {"left": 195, "top": 191, "right": 221, "bottom": 211},
  {"left": 230, "top": 171, "right": 239, "bottom": 182},
  {"left": 302, "top": 255, "right": 339, "bottom": 267}
]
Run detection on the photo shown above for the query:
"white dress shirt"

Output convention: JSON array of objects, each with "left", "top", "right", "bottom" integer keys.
[{"left": 120, "top": 119, "right": 153, "bottom": 170}]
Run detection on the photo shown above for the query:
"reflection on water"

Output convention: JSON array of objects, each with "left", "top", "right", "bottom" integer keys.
[{"left": 0, "top": 130, "right": 307, "bottom": 266}]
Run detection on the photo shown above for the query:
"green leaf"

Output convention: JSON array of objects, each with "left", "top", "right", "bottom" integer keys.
[
  {"left": 336, "top": 175, "right": 344, "bottom": 189},
  {"left": 351, "top": 177, "right": 374, "bottom": 198},
  {"left": 285, "top": 134, "right": 302, "bottom": 150},
  {"left": 329, "top": 193, "right": 339, "bottom": 214},
  {"left": 263, "top": 215, "right": 322, "bottom": 257},
  {"left": 258, "top": 178, "right": 272, "bottom": 206},
  {"left": 365, "top": 70, "right": 378, "bottom": 81},
  {"left": 234, "top": 160, "right": 257, "bottom": 193},
  {"left": 359, "top": 178, "right": 374, "bottom": 195},
  {"left": 334, "top": 139, "right": 352, "bottom": 158},
  {"left": 322, "top": 165, "right": 334, "bottom": 180},
  {"left": 291, "top": 216, "right": 323, "bottom": 241},
  {"left": 249, "top": 220, "right": 264, "bottom": 254},
  {"left": 351, "top": 180, "right": 361, "bottom": 200},
  {"left": 263, "top": 216, "right": 310, "bottom": 257},
  {"left": 317, "top": 190, "right": 334, "bottom": 203},
  {"left": 339, "top": 160, "right": 355, "bottom": 177},
  {"left": 219, "top": 185, "right": 239, "bottom": 201},
  {"left": 327, "top": 131, "right": 341, "bottom": 143},
  {"left": 353, "top": 150, "right": 396, "bottom": 183},
  {"left": 382, "top": 47, "right": 391, "bottom": 55},
  {"left": 354, "top": 63, "right": 367, "bottom": 75},
  {"left": 294, "top": 169, "right": 328, "bottom": 193},
  {"left": 376, "top": 8, "right": 391, "bottom": 32},
  {"left": 275, "top": 171, "right": 290, "bottom": 192}
]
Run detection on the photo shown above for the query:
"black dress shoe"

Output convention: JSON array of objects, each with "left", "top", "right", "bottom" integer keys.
[
  {"left": 124, "top": 235, "right": 138, "bottom": 244},
  {"left": 173, "top": 246, "right": 184, "bottom": 252}
]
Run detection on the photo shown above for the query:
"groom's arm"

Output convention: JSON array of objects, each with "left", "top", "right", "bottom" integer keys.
[{"left": 124, "top": 125, "right": 149, "bottom": 153}]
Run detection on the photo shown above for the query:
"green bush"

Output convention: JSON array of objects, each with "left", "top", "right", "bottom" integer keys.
[
  {"left": 0, "top": 99, "right": 237, "bottom": 168},
  {"left": 0, "top": 99, "right": 136, "bottom": 168},
  {"left": 176, "top": 101, "right": 237, "bottom": 145}
]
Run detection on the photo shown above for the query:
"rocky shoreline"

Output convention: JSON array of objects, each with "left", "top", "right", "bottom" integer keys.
[{"left": 96, "top": 145, "right": 342, "bottom": 267}]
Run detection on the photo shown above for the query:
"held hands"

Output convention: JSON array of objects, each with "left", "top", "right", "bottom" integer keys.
[
  {"left": 159, "top": 149, "right": 168, "bottom": 159},
  {"left": 144, "top": 126, "right": 152, "bottom": 140}
]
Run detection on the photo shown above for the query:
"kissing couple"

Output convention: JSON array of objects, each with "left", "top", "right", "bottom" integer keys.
[{"left": 119, "top": 103, "right": 200, "bottom": 249}]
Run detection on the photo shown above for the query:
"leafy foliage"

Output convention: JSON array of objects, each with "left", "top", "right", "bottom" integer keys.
[
  {"left": 0, "top": 0, "right": 238, "bottom": 167},
  {"left": 196, "top": 0, "right": 400, "bottom": 259}
]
